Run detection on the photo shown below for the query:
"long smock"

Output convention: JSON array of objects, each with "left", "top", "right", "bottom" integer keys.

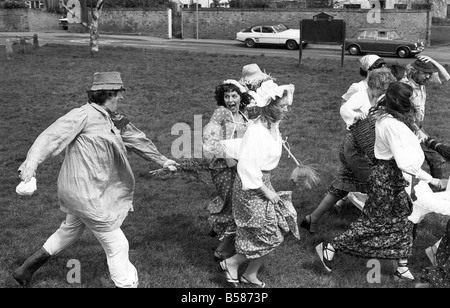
[
  {"left": 21, "top": 103, "right": 169, "bottom": 232},
  {"left": 237, "top": 118, "right": 283, "bottom": 190}
]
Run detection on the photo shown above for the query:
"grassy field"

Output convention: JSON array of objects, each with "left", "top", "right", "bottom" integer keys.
[{"left": 1, "top": 44, "right": 450, "bottom": 289}]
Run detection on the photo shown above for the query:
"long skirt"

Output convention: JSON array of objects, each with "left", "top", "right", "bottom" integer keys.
[
  {"left": 232, "top": 172, "right": 296, "bottom": 259},
  {"left": 207, "top": 159, "right": 236, "bottom": 238},
  {"left": 331, "top": 159, "right": 414, "bottom": 259},
  {"left": 328, "top": 132, "right": 373, "bottom": 199},
  {"left": 419, "top": 219, "right": 450, "bottom": 287}
]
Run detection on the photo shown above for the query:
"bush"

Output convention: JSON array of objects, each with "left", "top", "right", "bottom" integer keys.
[{"left": 1, "top": 0, "right": 28, "bottom": 9}]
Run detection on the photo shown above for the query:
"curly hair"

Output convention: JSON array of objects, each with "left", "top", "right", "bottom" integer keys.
[
  {"left": 214, "top": 83, "right": 252, "bottom": 111},
  {"left": 371, "top": 82, "right": 417, "bottom": 132},
  {"left": 367, "top": 67, "right": 396, "bottom": 91}
]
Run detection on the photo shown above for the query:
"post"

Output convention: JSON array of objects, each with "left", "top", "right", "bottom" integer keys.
[
  {"left": 299, "top": 20, "right": 303, "bottom": 66},
  {"left": 33, "top": 33, "right": 39, "bottom": 49},
  {"left": 196, "top": 0, "right": 199, "bottom": 39},
  {"left": 6, "top": 39, "right": 13, "bottom": 60},
  {"left": 168, "top": 8, "right": 172, "bottom": 39}
]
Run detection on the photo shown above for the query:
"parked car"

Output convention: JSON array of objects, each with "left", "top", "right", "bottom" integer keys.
[
  {"left": 344, "top": 28, "right": 424, "bottom": 58},
  {"left": 59, "top": 17, "right": 68, "bottom": 30},
  {"left": 236, "top": 23, "right": 308, "bottom": 50}
]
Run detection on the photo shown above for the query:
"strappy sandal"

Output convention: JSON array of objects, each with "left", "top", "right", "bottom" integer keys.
[
  {"left": 219, "top": 260, "right": 239, "bottom": 288},
  {"left": 394, "top": 262, "right": 414, "bottom": 281},
  {"left": 315, "top": 242, "right": 334, "bottom": 272},
  {"left": 240, "top": 275, "right": 266, "bottom": 288},
  {"left": 300, "top": 215, "right": 317, "bottom": 234}
]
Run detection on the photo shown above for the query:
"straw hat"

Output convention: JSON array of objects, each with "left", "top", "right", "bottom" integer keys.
[
  {"left": 239, "top": 64, "right": 274, "bottom": 89},
  {"left": 90, "top": 71, "right": 125, "bottom": 91}
]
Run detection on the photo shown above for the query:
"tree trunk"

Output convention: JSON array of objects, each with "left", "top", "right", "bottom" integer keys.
[{"left": 89, "top": 0, "right": 105, "bottom": 54}]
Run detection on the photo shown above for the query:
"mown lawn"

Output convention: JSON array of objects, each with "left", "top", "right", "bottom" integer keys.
[{"left": 1, "top": 43, "right": 450, "bottom": 289}]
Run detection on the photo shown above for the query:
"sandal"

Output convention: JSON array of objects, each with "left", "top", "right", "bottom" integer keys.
[
  {"left": 394, "top": 262, "right": 414, "bottom": 281},
  {"left": 300, "top": 215, "right": 317, "bottom": 234},
  {"left": 315, "top": 242, "right": 334, "bottom": 272},
  {"left": 240, "top": 275, "right": 265, "bottom": 288},
  {"left": 219, "top": 260, "right": 239, "bottom": 288}
]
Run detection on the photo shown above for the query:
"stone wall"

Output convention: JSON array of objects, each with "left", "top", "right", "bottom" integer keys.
[
  {"left": 180, "top": 8, "right": 429, "bottom": 43},
  {"left": 99, "top": 9, "right": 169, "bottom": 37},
  {"left": 0, "top": 8, "right": 431, "bottom": 44}
]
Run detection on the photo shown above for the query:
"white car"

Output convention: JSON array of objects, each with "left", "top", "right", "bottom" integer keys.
[{"left": 236, "top": 23, "right": 307, "bottom": 50}]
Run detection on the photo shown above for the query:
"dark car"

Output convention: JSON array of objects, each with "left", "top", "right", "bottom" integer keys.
[
  {"left": 236, "top": 22, "right": 308, "bottom": 50},
  {"left": 344, "top": 28, "right": 424, "bottom": 58}
]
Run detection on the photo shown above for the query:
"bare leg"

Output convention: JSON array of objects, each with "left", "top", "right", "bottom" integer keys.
[
  {"left": 242, "top": 256, "right": 266, "bottom": 285},
  {"left": 222, "top": 253, "right": 247, "bottom": 280},
  {"left": 310, "top": 193, "right": 341, "bottom": 223}
]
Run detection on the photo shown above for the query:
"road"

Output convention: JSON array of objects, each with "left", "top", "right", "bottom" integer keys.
[{"left": 1, "top": 31, "right": 449, "bottom": 64}]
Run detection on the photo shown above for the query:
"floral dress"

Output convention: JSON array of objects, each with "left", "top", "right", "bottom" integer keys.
[
  {"left": 202, "top": 106, "right": 249, "bottom": 238},
  {"left": 331, "top": 114, "right": 432, "bottom": 259},
  {"left": 233, "top": 118, "right": 300, "bottom": 259}
]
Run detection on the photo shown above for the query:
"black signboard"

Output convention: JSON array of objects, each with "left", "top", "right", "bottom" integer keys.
[{"left": 299, "top": 12, "right": 346, "bottom": 66}]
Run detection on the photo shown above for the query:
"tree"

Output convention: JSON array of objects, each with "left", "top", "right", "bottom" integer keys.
[{"left": 60, "top": 0, "right": 106, "bottom": 54}]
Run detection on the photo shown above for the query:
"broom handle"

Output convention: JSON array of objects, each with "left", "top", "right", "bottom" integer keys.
[{"left": 282, "top": 141, "right": 301, "bottom": 167}]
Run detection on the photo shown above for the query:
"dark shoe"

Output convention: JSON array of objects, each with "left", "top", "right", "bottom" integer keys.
[
  {"left": 214, "top": 234, "right": 236, "bottom": 262},
  {"left": 394, "top": 268, "right": 414, "bottom": 281},
  {"left": 219, "top": 260, "right": 239, "bottom": 288},
  {"left": 240, "top": 275, "right": 265, "bottom": 288},
  {"left": 300, "top": 215, "right": 317, "bottom": 234},
  {"left": 12, "top": 247, "right": 51, "bottom": 287},
  {"left": 315, "top": 242, "right": 334, "bottom": 273}
]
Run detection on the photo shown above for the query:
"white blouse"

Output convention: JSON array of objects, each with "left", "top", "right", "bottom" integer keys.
[
  {"left": 375, "top": 115, "right": 432, "bottom": 183},
  {"left": 341, "top": 80, "right": 368, "bottom": 101},
  {"left": 237, "top": 118, "right": 283, "bottom": 190},
  {"left": 340, "top": 90, "right": 371, "bottom": 129}
]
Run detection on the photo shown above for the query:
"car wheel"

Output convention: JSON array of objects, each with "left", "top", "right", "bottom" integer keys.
[
  {"left": 348, "top": 45, "right": 360, "bottom": 55},
  {"left": 286, "top": 40, "right": 299, "bottom": 50},
  {"left": 397, "top": 47, "right": 410, "bottom": 58},
  {"left": 245, "top": 39, "right": 256, "bottom": 48}
]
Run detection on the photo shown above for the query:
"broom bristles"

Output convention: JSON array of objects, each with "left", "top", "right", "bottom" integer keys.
[{"left": 290, "top": 164, "right": 320, "bottom": 189}]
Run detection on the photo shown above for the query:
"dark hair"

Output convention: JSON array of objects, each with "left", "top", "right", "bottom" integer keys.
[
  {"left": 387, "top": 63, "right": 407, "bottom": 81},
  {"left": 360, "top": 58, "right": 386, "bottom": 77},
  {"left": 259, "top": 90, "right": 288, "bottom": 127},
  {"left": 88, "top": 90, "right": 121, "bottom": 105},
  {"left": 214, "top": 83, "right": 252, "bottom": 111},
  {"left": 372, "top": 82, "right": 417, "bottom": 131}
]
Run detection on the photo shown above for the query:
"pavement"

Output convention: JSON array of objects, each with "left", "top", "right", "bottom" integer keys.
[{"left": 1, "top": 30, "right": 450, "bottom": 63}]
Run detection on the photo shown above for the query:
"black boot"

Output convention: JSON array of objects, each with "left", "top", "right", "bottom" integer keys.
[
  {"left": 214, "top": 234, "right": 236, "bottom": 261},
  {"left": 12, "top": 247, "right": 51, "bottom": 287}
]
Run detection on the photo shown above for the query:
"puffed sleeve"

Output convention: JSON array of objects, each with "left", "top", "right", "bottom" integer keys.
[
  {"left": 203, "top": 107, "right": 227, "bottom": 159},
  {"left": 237, "top": 124, "right": 265, "bottom": 190},
  {"left": 340, "top": 93, "right": 363, "bottom": 128},
  {"left": 23, "top": 108, "right": 88, "bottom": 167},
  {"left": 341, "top": 83, "right": 360, "bottom": 101},
  {"left": 120, "top": 122, "right": 168, "bottom": 166},
  {"left": 380, "top": 118, "right": 432, "bottom": 183}
]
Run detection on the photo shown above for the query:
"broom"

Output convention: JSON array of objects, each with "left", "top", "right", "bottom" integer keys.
[{"left": 282, "top": 137, "right": 320, "bottom": 189}]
